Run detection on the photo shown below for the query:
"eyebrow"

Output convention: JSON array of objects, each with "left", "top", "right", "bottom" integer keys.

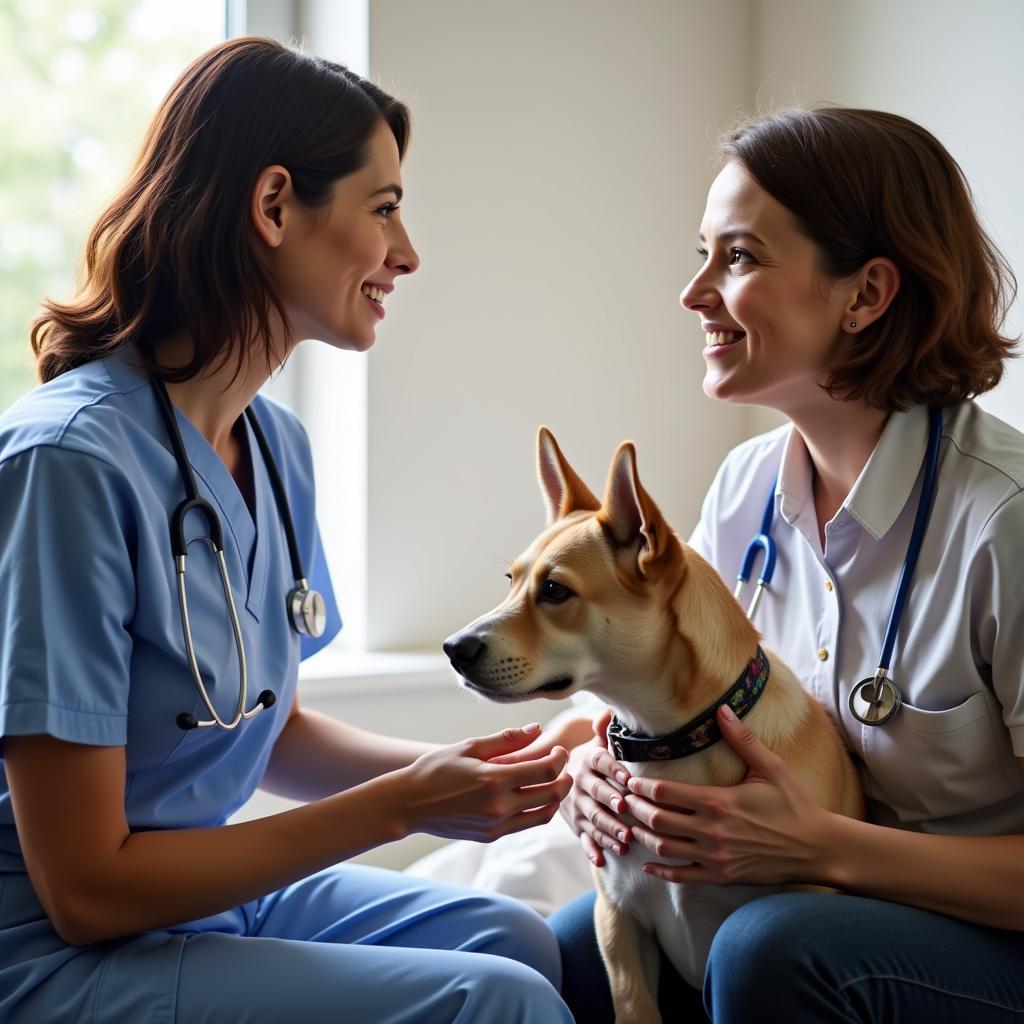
[
  {"left": 370, "top": 183, "right": 404, "bottom": 201},
  {"left": 698, "top": 229, "right": 766, "bottom": 246}
]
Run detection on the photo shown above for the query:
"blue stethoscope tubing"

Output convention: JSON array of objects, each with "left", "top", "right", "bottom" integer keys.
[
  {"left": 150, "top": 375, "right": 326, "bottom": 731},
  {"left": 736, "top": 407, "right": 944, "bottom": 726}
]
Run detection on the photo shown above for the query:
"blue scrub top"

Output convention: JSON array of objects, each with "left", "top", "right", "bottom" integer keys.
[{"left": 0, "top": 342, "right": 342, "bottom": 886}]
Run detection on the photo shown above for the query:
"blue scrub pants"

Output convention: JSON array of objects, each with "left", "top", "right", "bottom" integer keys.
[
  {"left": 549, "top": 889, "right": 1024, "bottom": 1022},
  {"left": 8, "top": 864, "right": 572, "bottom": 1023}
]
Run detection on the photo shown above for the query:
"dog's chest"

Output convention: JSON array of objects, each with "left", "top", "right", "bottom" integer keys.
[{"left": 601, "top": 751, "right": 763, "bottom": 988}]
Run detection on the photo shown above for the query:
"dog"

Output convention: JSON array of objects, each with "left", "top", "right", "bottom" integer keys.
[{"left": 443, "top": 428, "right": 865, "bottom": 1023}]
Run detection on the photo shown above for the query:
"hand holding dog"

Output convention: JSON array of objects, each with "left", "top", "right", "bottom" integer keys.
[
  {"left": 396, "top": 724, "right": 573, "bottom": 843},
  {"left": 624, "top": 705, "right": 834, "bottom": 886},
  {"left": 560, "top": 708, "right": 635, "bottom": 866}
]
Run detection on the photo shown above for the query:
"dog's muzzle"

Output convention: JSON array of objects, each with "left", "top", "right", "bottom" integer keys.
[{"left": 442, "top": 632, "right": 487, "bottom": 677}]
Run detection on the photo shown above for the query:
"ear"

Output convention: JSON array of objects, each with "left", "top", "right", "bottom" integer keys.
[
  {"left": 843, "top": 256, "right": 901, "bottom": 332},
  {"left": 598, "top": 442, "right": 672, "bottom": 577},
  {"left": 250, "top": 164, "right": 295, "bottom": 249},
  {"left": 536, "top": 427, "right": 601, "bottom": 526}
]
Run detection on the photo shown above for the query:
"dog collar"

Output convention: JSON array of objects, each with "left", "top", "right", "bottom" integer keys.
[{"left": 606, "top": 646, "right": 770, "bottom": 762}]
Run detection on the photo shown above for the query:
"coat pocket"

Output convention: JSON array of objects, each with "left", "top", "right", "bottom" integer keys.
[{"left": 860, "top": 691, "right": 1016, "bottom": 822}]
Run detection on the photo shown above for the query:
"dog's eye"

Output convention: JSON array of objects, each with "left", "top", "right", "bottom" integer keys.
[{"left": 540, "top": 579, "right": 574, "bottom": 604}]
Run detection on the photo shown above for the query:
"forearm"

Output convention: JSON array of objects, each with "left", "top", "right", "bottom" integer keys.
[
  {"left": 261, "top": 706, "right": 440, "bottom": 801},
  {"left": 820, "top": 813, "right": 1024, "bottom": 931},
  {"left": 64, "top": 771, "right": 409, "bottom": 945}
]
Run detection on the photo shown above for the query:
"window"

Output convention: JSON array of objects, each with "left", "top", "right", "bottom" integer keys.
[
  {"left": 0, "top": 0, "right": 226, "bottom": 413},
  {"left": 2, "top": 1, "right": 378, "bottom": 657}
]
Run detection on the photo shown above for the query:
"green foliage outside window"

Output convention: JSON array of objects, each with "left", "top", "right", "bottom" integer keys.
[{"left": 0, "top": 0, "right": 224, "bottom": 413}]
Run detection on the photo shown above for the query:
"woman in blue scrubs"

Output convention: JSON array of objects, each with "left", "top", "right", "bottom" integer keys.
[{"left": 0, "top": 37, "right": 573, "bottom": 1022}]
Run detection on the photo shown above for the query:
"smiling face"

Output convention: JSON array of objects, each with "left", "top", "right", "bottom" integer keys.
[
  {"left": 267, "top": 122, "right": 420, "bottom": 353},
  {"left": 679, "top": 160, "right": 852, "bottom": 417}
]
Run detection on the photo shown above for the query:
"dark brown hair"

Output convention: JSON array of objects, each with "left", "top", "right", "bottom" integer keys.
[
  {"left": 722, "top": 107, "right": 1017, "bottom": 410},
  {"left": 31, "top": 36, "right": 410, "bottom": 385}
]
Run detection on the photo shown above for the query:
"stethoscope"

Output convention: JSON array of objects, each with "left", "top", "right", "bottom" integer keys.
[
  {"left": 735, "top": 406, "right": 943, "bottom": 727},
  {"left": 150, "top": 375, "right": 326, "bottom": 731}
]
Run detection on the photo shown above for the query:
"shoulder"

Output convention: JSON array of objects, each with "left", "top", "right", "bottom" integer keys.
[
  {"left": 944, "top": 402, "right": 1024, "bottom": 495},
  {"left": 717, "top": 422, "right": 790, "bottom": 476},
  {"left": 937, "top": 403, "right": 1024, "bottom": 551},
  {"left": 702, "top": 422, "right": 790, "bottom": 510},
  {"left": 0, "top": 359, "right": 142, "bottom": 475},
  {"left": 248, "top": 393, "right": 313, "bottom": 473},
  {"left": 248, "top": 393, "right": 317, "bottom": 503},
  {"left": 249, "top": 392, "right": 311, "bottom": 452}
]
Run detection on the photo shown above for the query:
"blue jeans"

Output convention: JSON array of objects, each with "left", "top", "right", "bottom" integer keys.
[{"left": 549, "top": 889, "right": 1024, "bottom": 1022}]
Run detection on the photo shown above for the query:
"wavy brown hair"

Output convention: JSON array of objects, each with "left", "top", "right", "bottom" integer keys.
[
  {"left": 31, "top": 36, "right": 410, "bottom": 385},
  {"left": 722, "top": 107, "right": 1017, "bottom": 410}
]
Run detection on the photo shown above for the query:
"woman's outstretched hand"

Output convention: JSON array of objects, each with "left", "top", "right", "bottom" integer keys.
[
  {"left": 624, "top": 704, "right": 832, "bottom": 885},
  {"left": 560, "top": 708, "right": 633, "bottom": 867},
  {"left": 395, "top": 724, "right": 572, "bottom": 843}
]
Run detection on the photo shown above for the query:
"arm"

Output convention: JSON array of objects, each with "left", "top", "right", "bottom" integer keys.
[
  {"left": 623, "top": 705, "right": 1024, "bottom": 932},
  {"left": 259, "top": 695, "right": 440, "bottom": 800},
  {"left": 818, "top": 796, "right": 1024, "bottom": 931},
  {"left": 6, "top": 725, "right": 571, "bottom": 947}
]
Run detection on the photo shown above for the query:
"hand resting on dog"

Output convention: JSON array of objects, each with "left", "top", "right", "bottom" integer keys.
[{"left": 564, "top": 702, "right": 843, "bottom": 888}]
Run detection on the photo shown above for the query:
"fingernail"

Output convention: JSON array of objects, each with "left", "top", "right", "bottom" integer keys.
[
  {"left": 523, "top": 722, "right": 541, "bottom": 733},
  {"left": 615, "top": 770, "right": 629, "bottom": 784},
  {"left": 720, "top": 705, "right": 736, "bottom": 722},
  {"left": 612, "top": 797, "right": 624, "bottom": 813},
  {"left": 627, "top": 778, "right": 640, "bottom": 791},
  {"left": 616, "top": 830, "right": 628, "bottom": 843}
]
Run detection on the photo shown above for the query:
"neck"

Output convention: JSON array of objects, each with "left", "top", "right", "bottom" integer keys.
[
  {"left": 783, "top": 398, "right": 890, "bottom": 535},
  {"left": 152, "top": 329, "right": 294, "bottom": 456},
  {"left": 589, "top": 558, "right": 762, "bottom": 738}
]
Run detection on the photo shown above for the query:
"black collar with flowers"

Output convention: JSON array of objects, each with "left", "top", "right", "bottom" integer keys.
[{"left": 606, "top": 646, "right": 770, "bottom": 762}]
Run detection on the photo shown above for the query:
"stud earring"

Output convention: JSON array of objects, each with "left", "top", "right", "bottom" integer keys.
[{"left": 849, "top": 321, "right": 857, "bottom": 329}]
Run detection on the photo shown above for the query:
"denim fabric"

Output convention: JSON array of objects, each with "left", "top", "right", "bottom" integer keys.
[{"left": 550, "top": 889, "right": 1024, "bottom": 1022}]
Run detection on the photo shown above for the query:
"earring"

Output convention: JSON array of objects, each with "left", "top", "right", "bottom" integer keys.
[{"left": 849, "top": 321, "right": 857, "bottom": 329}]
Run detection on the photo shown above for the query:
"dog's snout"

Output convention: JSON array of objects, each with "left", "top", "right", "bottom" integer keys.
[{"left": 443, "top": 634, "right": 487, "bottom": 670}]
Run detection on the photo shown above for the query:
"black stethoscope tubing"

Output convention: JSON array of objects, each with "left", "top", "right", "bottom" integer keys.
[{"left": 149, "top": 375, "right": 326, "bottom": 731}]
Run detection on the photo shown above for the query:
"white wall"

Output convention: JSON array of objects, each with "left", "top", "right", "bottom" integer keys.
[
  {"left": 359, "top": 0, "right": 1024, "bottom": 652},
  {"left": 748, "top": 0, "right": 1024, "bottom": 435},
  {"left": 363, "top": 0, "right": 758, "bottom": 652}
]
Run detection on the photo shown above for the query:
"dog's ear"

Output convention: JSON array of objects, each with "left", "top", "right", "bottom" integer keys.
[
  {"left": 536, "top": 427, "right": 601, "bottom": 525},
  {"left": 598, "top": 441, "right": 672, "bottom": 577}
]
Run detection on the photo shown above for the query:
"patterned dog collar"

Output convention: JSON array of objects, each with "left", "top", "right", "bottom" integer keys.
[{"left": 606, "top": 646, "right": 770, "bottom": 762}]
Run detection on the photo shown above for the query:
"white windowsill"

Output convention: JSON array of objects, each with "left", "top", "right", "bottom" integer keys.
[{"left": 298, "top": 646, "right": 454, "bottom": 696}]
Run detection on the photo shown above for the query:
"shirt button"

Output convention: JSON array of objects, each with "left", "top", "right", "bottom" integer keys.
[
  {"left": 824, "top": 580, "right": 834, "bottom": 592},
  {"left": 817, "top": 648, "right": 829, "bottom": 661}
]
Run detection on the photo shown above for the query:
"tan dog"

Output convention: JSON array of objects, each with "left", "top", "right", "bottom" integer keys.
[{"left": 443, "top": 428, "right": 864, "bottom": 1023}]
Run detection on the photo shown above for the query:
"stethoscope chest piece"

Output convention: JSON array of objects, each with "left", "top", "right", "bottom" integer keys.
[
  {"left": 288, "top": 583, "right": 327, "bottom": 638},
  {"left": 849, "top": 672, "right": 902, "bottom": 726}
]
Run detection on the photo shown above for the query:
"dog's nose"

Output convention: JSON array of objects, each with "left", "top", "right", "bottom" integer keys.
[{"left": 443, "top": 634, "right": 487, "bottom": 669}]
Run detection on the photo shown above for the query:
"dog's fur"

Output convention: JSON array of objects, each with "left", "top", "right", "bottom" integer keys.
[{"left": 444, "top": 429, "right": 864, "bottom": 1023}]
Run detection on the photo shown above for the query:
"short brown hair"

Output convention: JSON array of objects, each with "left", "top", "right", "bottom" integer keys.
[
  {"left": 31, "top": 36, "right": 410, "bottom": 386},
  {"left": 722, "top": 107, "right": 1017, "bottom": 411}
]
